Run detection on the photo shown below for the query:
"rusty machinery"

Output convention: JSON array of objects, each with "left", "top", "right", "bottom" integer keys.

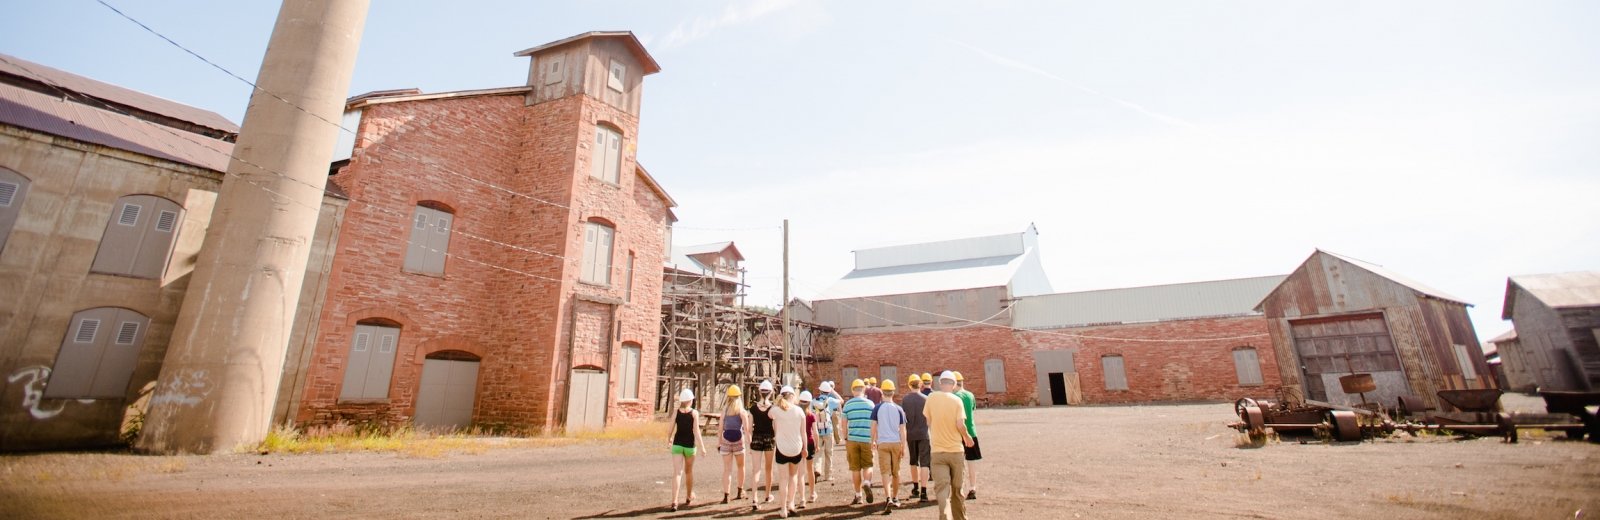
[{"left": 1230, "top": 387, "right": 1600, "bottom": 445}]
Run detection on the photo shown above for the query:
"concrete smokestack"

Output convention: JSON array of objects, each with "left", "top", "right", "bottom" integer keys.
[{"left": 137, "top": 0, "right": 369, "bottom": 454}]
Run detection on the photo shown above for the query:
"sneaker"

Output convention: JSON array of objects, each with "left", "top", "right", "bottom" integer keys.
[
  {"left": 864, "top": 484, "right": 875, "bottom": 504},
  {"left": 966, "top": 490, "right": 977, "bottom": 500},
  {"left": 910, "top": 483, "right": 919, "bottom": 496},
  {"left": 852, "top": 494, "right": 863, "bottom": 505},
  {"left": 920, "top": 489, "right": 929, "bottom": 502},
  {"left": 810, "top": 492, "right": 818, "bottom": 502}
]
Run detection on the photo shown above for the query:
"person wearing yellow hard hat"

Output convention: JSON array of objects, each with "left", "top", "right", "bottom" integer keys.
[
  {"left": 869, "top": 378, "right": 909, "bottom": 511},
  {"left": 920, "top": 373, "right": 934, "bottom": 397},
  {"left": 865, "top": 376, "right": 884, "bottom": 406},
  {"left": 900, "top": 373, "right": 932, "bottom": 503},
  {"left": 718, "top": 385, "right": 752, "bottom": 505},
  {"left": 841, "top": 376, "right": 878, "bottom": 505},
  {"left": 951, "top": 371, "right": 981, "bottom": 501}
]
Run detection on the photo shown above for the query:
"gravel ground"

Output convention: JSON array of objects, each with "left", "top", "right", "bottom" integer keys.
[{"left": 3, "top": 396, "right": 1596, "bottom": 519}]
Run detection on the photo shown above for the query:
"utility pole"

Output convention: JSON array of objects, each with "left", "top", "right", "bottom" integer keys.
[
  {"left": 137, "top": 0, "right": 369, "bottom": 454},
  {"left": 780, "top": 219, "right": 791, "bottom": 384}
]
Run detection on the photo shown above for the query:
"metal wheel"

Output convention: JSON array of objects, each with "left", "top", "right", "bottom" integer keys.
[{"left": 1329, "top": 410, "right": 1362, "bottom": 442}]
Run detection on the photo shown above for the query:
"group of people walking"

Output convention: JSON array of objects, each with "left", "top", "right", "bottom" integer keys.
[{"left": 667, "top": 371, "right": 983, "bottom": 520}]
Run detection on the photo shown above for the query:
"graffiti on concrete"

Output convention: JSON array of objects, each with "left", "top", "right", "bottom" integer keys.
[
  {"left": 6, "top": 365, "right": 92, "bottom": 420},
  {"left": 149, "top": 368, "right": 212, "bottom": 408}
]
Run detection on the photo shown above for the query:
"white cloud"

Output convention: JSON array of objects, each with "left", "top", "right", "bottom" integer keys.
[{"left": 657, "top": 0, "right": 805, "bottom": 51}]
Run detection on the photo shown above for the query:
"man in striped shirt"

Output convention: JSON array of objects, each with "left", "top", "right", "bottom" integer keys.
[{"left": 842, "top": 379, "right": 877, "bottom": 505}]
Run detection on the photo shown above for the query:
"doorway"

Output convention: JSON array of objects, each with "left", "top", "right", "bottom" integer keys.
[
  {"left": 1047, "top": 372, "right": 1068, "bottom": 405},
  {"left": 566, "top": 368, "right": 608, "bottom": 432},
  {"left": 414, "top": 352, "right": 480, "bottom": 430}
]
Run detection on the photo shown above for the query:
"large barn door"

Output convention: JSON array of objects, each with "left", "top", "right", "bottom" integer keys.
[
  {"left": 414, "top": 353, "right": 479, "bottom": 430},
  {"left": 1290, "top": 315, "right": 1410, "bottom": 406},
  {"left": 566, "top": 369, "right": 608, "bottom": 432}
]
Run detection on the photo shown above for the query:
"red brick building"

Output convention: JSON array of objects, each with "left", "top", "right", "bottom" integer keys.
[
  {"left": 809, "top": 227, "right": 1286, "bottom": 406},
  {"left": 276, "top": 32, "right": 676, "bottom": 433}
]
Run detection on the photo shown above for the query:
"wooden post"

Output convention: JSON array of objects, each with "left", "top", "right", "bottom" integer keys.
[{"left": 781, "top": 219, "right": 791, "bottom": 383}]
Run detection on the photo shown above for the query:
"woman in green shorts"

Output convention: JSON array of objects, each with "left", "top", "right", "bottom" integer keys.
[{"left": 668, "top": 388, "right": 703, "bottom": 511}]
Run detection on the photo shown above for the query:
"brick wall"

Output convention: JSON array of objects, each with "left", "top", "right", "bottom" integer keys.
[
  {"left": 817, "top": 315, "right": 1282, "bottom": 407},
  {"left": 294, "top": 90, "right": 670, "bottom": 432}
]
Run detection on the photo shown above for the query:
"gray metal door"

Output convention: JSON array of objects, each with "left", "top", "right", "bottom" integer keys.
[
  {"left": 1291, "top": 315, "right": 1409, "bottom": 406},
  {"left": 414, "top": 358, "right": 479, "bottom": 430},
  {"left": 566, "top": 369, "right": 608, "bottom": 432}
]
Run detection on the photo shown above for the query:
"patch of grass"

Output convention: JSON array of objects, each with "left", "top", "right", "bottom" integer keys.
[{"left": 254, "top": 420, "right": 671, "bottom": 458}]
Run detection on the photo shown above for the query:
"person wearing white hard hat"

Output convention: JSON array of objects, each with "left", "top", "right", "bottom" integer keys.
[
  {"left": 797, "top": 390, "right": 820, "bottom": 507},
  {"left": 667, "top": 387, "right": 704, "bottom": 511},
  {"left": 768, "top": 385, "right": 808, "bottom": 518},
  {"left": 718, "top": 385, "right": 752, "bottom": 504},
  {"left": 814, "top": 381, "right": 843, "bottom": 482},
  {"left": 925, "top": 371, "right": 974, "bottom": 520},
  {"left": 748, "top": 379, "right": 778, "bottom": 510}
]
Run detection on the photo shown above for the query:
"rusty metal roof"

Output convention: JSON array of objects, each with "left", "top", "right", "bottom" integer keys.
[
  {"left": 1502, "top": 271, "right": 1600, "bottom": 319},
  {"left": 0, "top": 81, "right": 231, "bottom": 171},
  {"left": 0, "top": 53, "right": 239, "bottom": 135},
  {"left": 1320, "top": 250, "right": 1470, "bottom": 305}
]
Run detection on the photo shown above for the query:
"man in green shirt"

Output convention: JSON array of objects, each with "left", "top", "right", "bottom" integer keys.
[{"left": 954, "top": 372, "right": 981, "bottom": 501}]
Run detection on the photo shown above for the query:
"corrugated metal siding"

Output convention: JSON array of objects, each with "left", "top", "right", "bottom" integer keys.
[
  {"left": 1013, "top": 275, "right": 1286, "bottom": 329},
  {"left": 0, "top": 53, "right": 240, "bottom": 134}
]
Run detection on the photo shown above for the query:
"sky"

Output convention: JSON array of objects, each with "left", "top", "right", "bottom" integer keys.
[{"left": 4, "top": 0, "right": 1598, "bottom": 339}]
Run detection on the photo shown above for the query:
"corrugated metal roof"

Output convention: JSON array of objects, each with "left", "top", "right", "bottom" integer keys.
[
  {"left": 817, "top": 253, "right": 1028, "bottom": 300},
  {"left": 0, "top": 53, "right": 239, "bottom": 134},
  {"left": 1503, "top": 271, "right": 1600, "bottom": 319},
  {"left": 664, "top": 244, "right": 740, "bottom": 283},
  {"left": 677, "top": 241, "right": 742, "bottom": 260},
  {"left": 0, "top": 82, "right": 231, "bottom": 171},
  {"left": 854, "top": 224, "right": 1035, "bottom": 270},
  {"left": 1320, "top": 250, "right": 1470, "bottom": 305},
  {"left": 1014, "top": 275, "right": 1288, "bottom": 329}
]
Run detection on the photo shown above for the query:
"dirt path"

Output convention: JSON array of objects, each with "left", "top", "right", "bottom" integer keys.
[{"left": 4, "top": 401, "right": 1596, "bottom": 519}]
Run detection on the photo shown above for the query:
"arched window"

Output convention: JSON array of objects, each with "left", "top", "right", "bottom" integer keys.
[
  {"left": 879, "top": 365, "right": 898, "bottom": 387},
  {"left": 1232, "top": 347, "right": 1264, "bottom": 386},
  {"left": 840, "top": 366, "right": 859, "bottom": 386},
  {"left": 0, "top": 167, "right": 29, "bottom": 254},
  {"left": 340, "top": 320, "right": 401, "bottom": 400},
  {"left": 45, "top": 307, "right": 150, "bottom": 399},
  {"left": 404, "top": 202, "right": 454, "bottom": 275},
  {"left": 580, "top": 220, "right": 615, "bottom": 285},
  {"left": 91, "top": 194, "right": 183, "bottom": 279},
  {"left": 589, "top": 124, "right": 622, "bottom": 184}
]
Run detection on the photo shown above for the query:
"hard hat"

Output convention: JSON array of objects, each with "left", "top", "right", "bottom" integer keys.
[
  {"left": 938, "top": 371, "right": 956, "bottom": 383},
  {"left": 726, "top": 386, "right": 742, "bottom": 397},
  {"left": 920, "top": 373, "right": 933, "bottom": 382},
  {"left": 799, "top": 391, "right": 813, "bottom": 402},
  {"left": 759, "top": 380, "right": 774, "bottom": 392},
  {"left": 953, "top": 371, "right": 964, "bottom": 382},
  {"left": 851, "top": 379, "right": 866, "bottom": 389},
  {"left": 880, "top": 379, "right": 896, "bottom": 391},
  {"left": 679, "top": 388, "right": 695, "bottom": 402},
  {"left": 819, "top": 381, "right": 835, "bottom": 393},
  {"left": 867, "top": 377, "right": 877, "bottom": 385},
  {"left": 908, "top": 374, "right": 922, "bottom": 385},
  {"left": 779, "top": 385, "right": 795, "bottom": 395}
]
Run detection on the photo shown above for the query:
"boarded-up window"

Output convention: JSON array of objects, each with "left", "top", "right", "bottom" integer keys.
[
  {"left": 91, "top": 195, "right": 183, "bottom": 279},
  {"left": 841, "top": 366, "right": 859, "bottom": 386},
  {"left": 341, "top": 323, "right": 401, "bottom": 400},
  {"left": 403, "top": 204, "right": 452, "bottom": 275},
  {"left": 662, "top": 223, "right": 673, "bottom": 259},
  {"left": 589, "top": 126, "right": 622, "bottom": 184},
  {"left": 580, "top": 221, "right": 614, "bottom": 285},
  {"left": 607, "top": 61, "right": 627, "bottom": 92},
  {"left": 45, "top": 307, "right": 149, "bottom": 399},
  {"left": 984, "top": 358, "right": 1007, "bottom": 393},
  {"left": 1233, "top": 348, "right": 1264, "bottom": 385},
  {"left": 1453, "top": 344, "right": 1477, "bottom": 380},
  {"left": 880, "top": 365, "right": 898, "bottom": 388},
  {"left": 624, "top": 252, "right": 635, "bottom": 302},
  {"left": 0, "top": 168, "right": 30, "bottom": 254},
  {"left": 1102, "top": 355, "right": 1128, "bottom": 391},
  {"left": 621, "top": 343, "right": 641, "bottom": 399}
]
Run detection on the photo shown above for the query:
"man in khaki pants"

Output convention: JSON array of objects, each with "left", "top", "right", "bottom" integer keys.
[{"left": 924, "top": 371, "right": 974, "bottom": 520}]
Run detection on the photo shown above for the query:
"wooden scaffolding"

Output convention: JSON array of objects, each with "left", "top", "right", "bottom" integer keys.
[{"left": 656, "top": 292, "right": 836, "bottom": 414}]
